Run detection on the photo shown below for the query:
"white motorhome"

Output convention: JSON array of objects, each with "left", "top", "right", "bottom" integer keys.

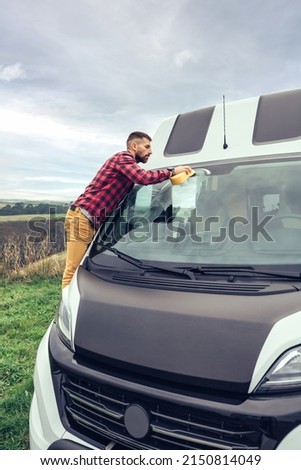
[{"left": 30, "top": 89, "right": 301, "bottom": 450}]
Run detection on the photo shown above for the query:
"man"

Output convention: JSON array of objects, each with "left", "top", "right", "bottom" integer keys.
[{"left": 62, "top": 131, "right": 192, "bottom": 288}]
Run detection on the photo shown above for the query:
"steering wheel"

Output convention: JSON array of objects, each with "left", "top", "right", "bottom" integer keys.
[
  {"left": 268, "top": 214, "right": 301, "bottom": 231},
  {"left": 270, "top": 214, "right": 301, "bottom": 224},
  {"left": 272, "top": 214, "right": 301, "bottom": 222}
]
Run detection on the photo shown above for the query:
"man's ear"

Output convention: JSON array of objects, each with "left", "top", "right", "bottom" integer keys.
[{"left": 131, "top": 141, "right": 138, "bottom": 151}]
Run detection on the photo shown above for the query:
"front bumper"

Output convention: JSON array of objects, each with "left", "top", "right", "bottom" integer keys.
[{"left": 30, "top": 323, "right": 301, "bottom": 450}]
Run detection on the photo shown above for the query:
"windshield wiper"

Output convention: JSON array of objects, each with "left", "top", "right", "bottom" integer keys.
[
  {"left": 100, "top": 248, "right": 301, "bottom": 281},
  {"left": 188, "top": 265, "right": 301, "bottom": 280},
  {"left": 102, "top": 245, "right": 196, "bottom": 279}
]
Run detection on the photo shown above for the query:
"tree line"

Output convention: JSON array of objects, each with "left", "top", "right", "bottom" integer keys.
[{"left": 0, "top": 202, "right": 69, "bottom": 216}]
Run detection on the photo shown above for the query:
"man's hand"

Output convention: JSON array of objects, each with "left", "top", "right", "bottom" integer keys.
[{"left": 173, "top": 165, "right": 193, "bottom": 175}]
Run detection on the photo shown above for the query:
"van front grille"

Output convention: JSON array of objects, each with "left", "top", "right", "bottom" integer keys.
[{"left": 61, "top": 374, "right": 261, "bottom": 450}]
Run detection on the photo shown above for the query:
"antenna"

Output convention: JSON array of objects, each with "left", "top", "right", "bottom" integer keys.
[{"left": 222, "top": 95, "right": 228, "bottom": 149}]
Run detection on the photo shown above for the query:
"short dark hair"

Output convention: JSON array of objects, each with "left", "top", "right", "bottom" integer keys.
[{"left": 126, "top": 131, "right": 152, "bottom": 146}]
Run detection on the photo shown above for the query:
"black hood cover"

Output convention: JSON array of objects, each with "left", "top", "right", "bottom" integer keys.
[{"left": 74, "top": 267, "right": 300, "bottom": 393}]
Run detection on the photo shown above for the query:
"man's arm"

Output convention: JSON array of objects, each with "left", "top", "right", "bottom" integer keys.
[{"left": 116, "top": 154, "right": 192, "bottom": 185}]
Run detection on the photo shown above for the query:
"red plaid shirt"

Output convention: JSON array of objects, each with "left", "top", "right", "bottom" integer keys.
[{"left": 73, "top": 151, "right": 170, "bottom": 228}]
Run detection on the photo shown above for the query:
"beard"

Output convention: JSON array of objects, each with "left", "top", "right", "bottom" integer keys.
[{"left": 135, "top": 152, "right": 149, "bottom": 164}]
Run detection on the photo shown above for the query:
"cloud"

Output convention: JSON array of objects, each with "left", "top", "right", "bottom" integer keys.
[
  {"left": 26, "top": 176, "right": 87, "bottom": 184},
  {"left": 1, "top": 0, "right": 301, "bottom": 201},
  {"left": 174, "top": 49, "right": 198, "bottom": 68},
  {"left": 0, "top": 108, "right": 123, "bottom": 149},
  {"left": 0, "top": 63, "right": 27, "bottom": 81}
]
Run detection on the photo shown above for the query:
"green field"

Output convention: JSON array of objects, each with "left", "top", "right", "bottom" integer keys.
[
  {"left": 0, "top": 213, "right": 66, "bottom": 222},
  {"left": 0, "top": 277, "right": 61, "bottom": 450}
]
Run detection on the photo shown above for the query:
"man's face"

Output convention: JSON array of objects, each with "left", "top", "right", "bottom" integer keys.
[{"left": 134, "top": 138, "right": 152, "bottom": 164}]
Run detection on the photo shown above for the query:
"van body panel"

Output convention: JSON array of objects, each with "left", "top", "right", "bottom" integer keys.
[
  {"left": 74, "top": 267, "right": 300, "bottom": 393},
  {"left": 148, "top": 90, "right": 301, "bottom": 169}
]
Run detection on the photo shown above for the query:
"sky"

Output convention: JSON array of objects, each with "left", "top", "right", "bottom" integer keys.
[{"left": 0, "top": 0, "right": 301, "bottom": 202}]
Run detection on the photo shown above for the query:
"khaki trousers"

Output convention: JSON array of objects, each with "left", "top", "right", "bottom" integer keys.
[{"left": 62, "top": 207, "right": 95, "bottom": 288}]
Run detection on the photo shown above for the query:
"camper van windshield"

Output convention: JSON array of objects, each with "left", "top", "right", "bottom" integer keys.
[{"left": 93, "top": 157, "right": 301, "bottom": 267}]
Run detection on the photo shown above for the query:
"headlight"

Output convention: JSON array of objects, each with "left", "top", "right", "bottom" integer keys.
[
  {"left": 255, "top": 346, "right": 301, "bottom": 393},
  {"left": 56, "top": 297, "right": 72, "bottom": 349}
]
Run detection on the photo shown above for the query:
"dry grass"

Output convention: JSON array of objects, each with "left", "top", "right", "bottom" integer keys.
[
  {"left": 15, "top": 251, "right": 66, "bottom": 280},
  {"left": 1, "top": 234, "right": 65, "bottom": 281}
]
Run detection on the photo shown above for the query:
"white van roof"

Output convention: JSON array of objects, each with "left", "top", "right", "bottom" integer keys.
[{"left": 147, "top": 89, "right": 301, "bottom": 169}]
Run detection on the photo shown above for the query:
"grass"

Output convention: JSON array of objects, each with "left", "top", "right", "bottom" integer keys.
[
  {"left": 0, "top": 273, "right": 62, "bottom": 449},
  {"left": 0, "top": 214, "right": 66, "bottom": 222}
]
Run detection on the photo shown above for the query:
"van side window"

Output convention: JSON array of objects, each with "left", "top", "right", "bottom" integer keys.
[{"left": 164, "top": 107, "right": 215, "bottom": 156}]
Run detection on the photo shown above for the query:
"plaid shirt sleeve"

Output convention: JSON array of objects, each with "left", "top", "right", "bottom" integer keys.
[{"left": 115, "top": 153, "right": 170, "bottom": 184}]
